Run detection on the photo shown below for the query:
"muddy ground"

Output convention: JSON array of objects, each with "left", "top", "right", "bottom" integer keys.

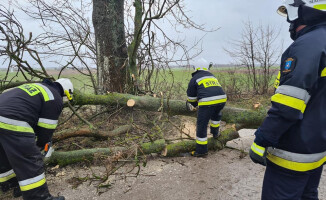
[{"left": 3, "top": 129, "right": 326, "bottom": 200}]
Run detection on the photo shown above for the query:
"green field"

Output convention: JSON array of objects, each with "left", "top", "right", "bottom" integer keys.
[{"left": 0, "top": 67, "right": 278, "bottom": 109}]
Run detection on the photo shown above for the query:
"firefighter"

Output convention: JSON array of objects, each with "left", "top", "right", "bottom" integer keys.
[
  {"left": 186, "top": 63, "right": 227, "bottom": 157},
  {"left": 249, "top": 0, "right": 326, "bottom": 199},
  {"left": 0, "top": 78, "right": 73, "bottom": 200}
]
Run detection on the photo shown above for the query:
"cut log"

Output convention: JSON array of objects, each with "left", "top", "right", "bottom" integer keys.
[
  {"left": 72, "top": 90, "right": 266, "bottom": 128},
  {"left": 46, "top": 128, "right": 239, "bottom": 166},
  {"left": 52, "top": 125, "right": 132, "bottom": 142},
  {"left": 127, "top": 99, "right": 136, "bottom": 107}
]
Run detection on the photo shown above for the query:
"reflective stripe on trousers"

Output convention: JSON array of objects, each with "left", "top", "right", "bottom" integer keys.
[
  {"left": 196, "top": 137, "right": 207, "bottom": 145},
  {"left": 0, "top": 169, "right": 16, "bottom": 182},
  {"left": 210, "top": 120, "right": 220, "bottom": 128},
  {"left": 267, "top": 147, "right": 326, "bottom": 172},
  {"left": 19, "top": 173, "right": 46, "bottom": 191}
]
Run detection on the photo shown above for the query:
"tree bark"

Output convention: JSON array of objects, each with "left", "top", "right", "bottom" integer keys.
[
  {"left": 72, "top": 90, "right": 266, "bottom": 128},
  {"left": 46, "top": 128, "right": 239, "bottom": 166},
  {"left": 92, "top": 0, "right": 128, "bottom": 93},
  {"left": 52, "top": 125, "right": 132, "bottom": 142},
  {"left": 127, "top": 0, "right": 143, "bottom": 93}
]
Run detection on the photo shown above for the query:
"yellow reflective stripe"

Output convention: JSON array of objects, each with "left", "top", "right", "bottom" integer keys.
[
  {"left": 274, "top": 71, "right": 281, "bottom": 89},
  {"left": 32, "top": 84, "right": 49, "bottom": 101},
  {"left": 267, "top": 153, "right": 326, "bottom": 172},
  {"left": 313, "top": 4, "right": 326, "bottom": 10},
  {"left": 210, "top": 123, "right": 220, "bottom": 128},
  {"left": 321, "top": 68, "right": 326, "bottom": 77},
  {"left": 196, "top": 140, "right": 208, "bottom": 145},
  {"left": 37, "top": 122, "right": 57, "bottom": 129},
  {"left": 187, "top": 99, "right": 197, "bottom": 102},
  {"left": 0, "top": 170, "right": 16, "bottom": 183},
  {"left": 0, "top": 121, "right": 34, "bottom": 133},
  {"left": 251, "top": 142, "right": 265, "bottom": 157},
  {"left": 196, "top": 67, "right": 208, "bottom": 71},
  {"left": 271, "top": 93, "right": 306, "bottom": 113},
  {"left": 20, "top": 178, "right": 46, "bottom": 191},
  {"left": 198, "top": 98, "right": 227, "bottom": 106}
]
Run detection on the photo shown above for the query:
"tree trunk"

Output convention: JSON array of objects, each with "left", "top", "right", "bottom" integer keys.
[
  {"left": 46, "top": 128, "right": 239, "bottom": 166},
  {"left": 92, "top": 0, "right": 128, "bottom": 93},
  {"left": 72, "top": 90, "right": 266, "bottom": 128},
  {"left": 52, "top": 125, "right": 132, "bottom": 142},
  {"left": 127, "top": 0, "right": 143, "bottom": 93}
]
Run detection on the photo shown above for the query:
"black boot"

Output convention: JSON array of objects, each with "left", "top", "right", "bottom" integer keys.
[
  {"left": 211, "top": 127, "right": 220, "bottom": 139},
  {"left": 12, "top": 186, "right": 22, "bottom": 198},
  {"left": 0, "top": 178, "right": 19, "bottom": 193},
  {"left": 190, "top": 151, "right": 208, "bottom": 157},
  {"left": 0, "top": 182, "right": 10, "bottom": 193}
]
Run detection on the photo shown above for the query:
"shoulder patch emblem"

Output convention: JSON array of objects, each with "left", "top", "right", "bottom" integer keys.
[{"left": 283, "top": 58, "right": 294, "bottom": 73}]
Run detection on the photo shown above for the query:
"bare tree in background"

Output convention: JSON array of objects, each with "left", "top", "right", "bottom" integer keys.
[
  {"left": 124, "top": 0, "right": 213, "bottom": 94},
  {"left": 3, "top": 0, "right": 213, "bottom": 95},
  {"left": 225, "top": 20, "right": 282, "bottom": 95},
  {"left": 0, "top": 6, "right": 53, "bottom": 92},
  {"left": 14, "top": 0, "right": 98, "bottom": 93}
]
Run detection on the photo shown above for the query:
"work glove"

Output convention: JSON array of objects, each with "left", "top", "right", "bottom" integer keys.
[
  {"left": 41, "top": 141, "right": 54, "bottom": 158},
  {"left": 249, "top": 142, "right": 267, "bottom": 166},
  {"left": 186, "top": 101, "right": 197, "bottom": 112}
]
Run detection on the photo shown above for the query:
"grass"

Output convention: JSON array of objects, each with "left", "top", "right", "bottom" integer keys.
[
  {"left": 142, "top": 67, "right": 278, "bottom": 109},
  {"left": 0, "top": 67, "right": 278, "bottom": 109}
]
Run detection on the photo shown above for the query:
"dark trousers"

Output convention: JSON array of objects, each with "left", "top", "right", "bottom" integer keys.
[
  {"left": 0, "top": 130, "right": 50, "bottom": 200},
  {"left": 196, "top": 103, "right": 225, "bottom": 154},
  {"left": 262, "top": 161, "right": 322, "bottom": 200}
]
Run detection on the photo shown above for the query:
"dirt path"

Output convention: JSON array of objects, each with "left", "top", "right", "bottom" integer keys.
[{"left": 3, "top": 129, "right": 326, "bottom": 200}]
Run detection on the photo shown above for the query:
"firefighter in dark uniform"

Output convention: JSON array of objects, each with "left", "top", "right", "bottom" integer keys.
[
  {"left": 0, "top": 78, "right": 73, "bottom": 200},
  {"left": 186, "top": 64, "right": 227, "bottom": 157},
  {"left": 249, "top": 0, "right": 326, "bottom": 199}
]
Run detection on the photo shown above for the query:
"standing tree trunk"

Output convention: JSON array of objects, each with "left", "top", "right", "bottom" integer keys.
[
  {"left": 93, "top": 0, "right": 128, "bottom": 93},
  {"left": 127, "top": 0, "right": 143, "bottom": 94}
]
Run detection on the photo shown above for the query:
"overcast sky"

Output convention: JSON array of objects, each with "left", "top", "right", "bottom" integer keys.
[
  {"left": 180, "top": 0, "right": 292, "bottom": 65},
  {"left": 1, "top": 0, "right": 292, "bottom": 66}
]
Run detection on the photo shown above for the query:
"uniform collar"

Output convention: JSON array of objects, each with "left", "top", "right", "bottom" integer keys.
[
  {"left": 295, "top": 22, "right": 326, "bottom": 39},
  {"left": 42, "top": 79, "right": 64, "bottom": 97}
]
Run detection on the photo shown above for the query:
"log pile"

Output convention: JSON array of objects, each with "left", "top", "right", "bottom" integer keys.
[
  {"left": 48, "top": 91, "right": 266, "bottom": 166},
  {"left": 46, "top": 127, "right": 239, "bottom": 166}
]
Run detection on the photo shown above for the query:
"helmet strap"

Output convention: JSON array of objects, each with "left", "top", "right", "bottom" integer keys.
[{"left": 64, "top": 90, "right": 73, "bottom": 101}]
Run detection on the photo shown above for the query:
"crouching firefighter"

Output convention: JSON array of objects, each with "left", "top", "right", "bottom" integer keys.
[
  {"left": 249, "top": 1, "right": 326, "bottom": 199},
  {"left": 186, "top": 63, "right": 227, "bottom": 157},
  {"left": 0, "top": 78, "right": 73, "bottom": 200}
]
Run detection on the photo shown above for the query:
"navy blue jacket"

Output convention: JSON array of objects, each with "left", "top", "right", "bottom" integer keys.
[
  {"left": 0, "top": 80, "right": 63, "bottom": 148},
  {"left": 255, "top": 23, "right": 326, "bottom": 154},
  {"left": 186, "top": 69, "right": 226, "bottom": 107}
]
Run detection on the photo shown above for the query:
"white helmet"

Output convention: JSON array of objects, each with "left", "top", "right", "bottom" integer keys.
[
  {"left": 277, "top": 0, "right": 326, "bottom": 21},
  {"left": 55, "top": 78, "right": 73, "bottom": 100},
  {"left": 192, "top": 58, "right": 210, "bottom": 71},
  {"left": 193, "top": 66, "right": 209, "bottom": 71}
]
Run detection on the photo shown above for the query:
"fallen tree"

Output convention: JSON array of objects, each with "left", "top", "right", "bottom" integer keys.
[
  {"left": 46, "top": 127, "right": 239, "bottom": 166},
  {"left": 72, "top": 90, "right": 266, "bottom": 129},
  {"left": 52, "top": 125, "right": 132, "bottom": 142}
]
